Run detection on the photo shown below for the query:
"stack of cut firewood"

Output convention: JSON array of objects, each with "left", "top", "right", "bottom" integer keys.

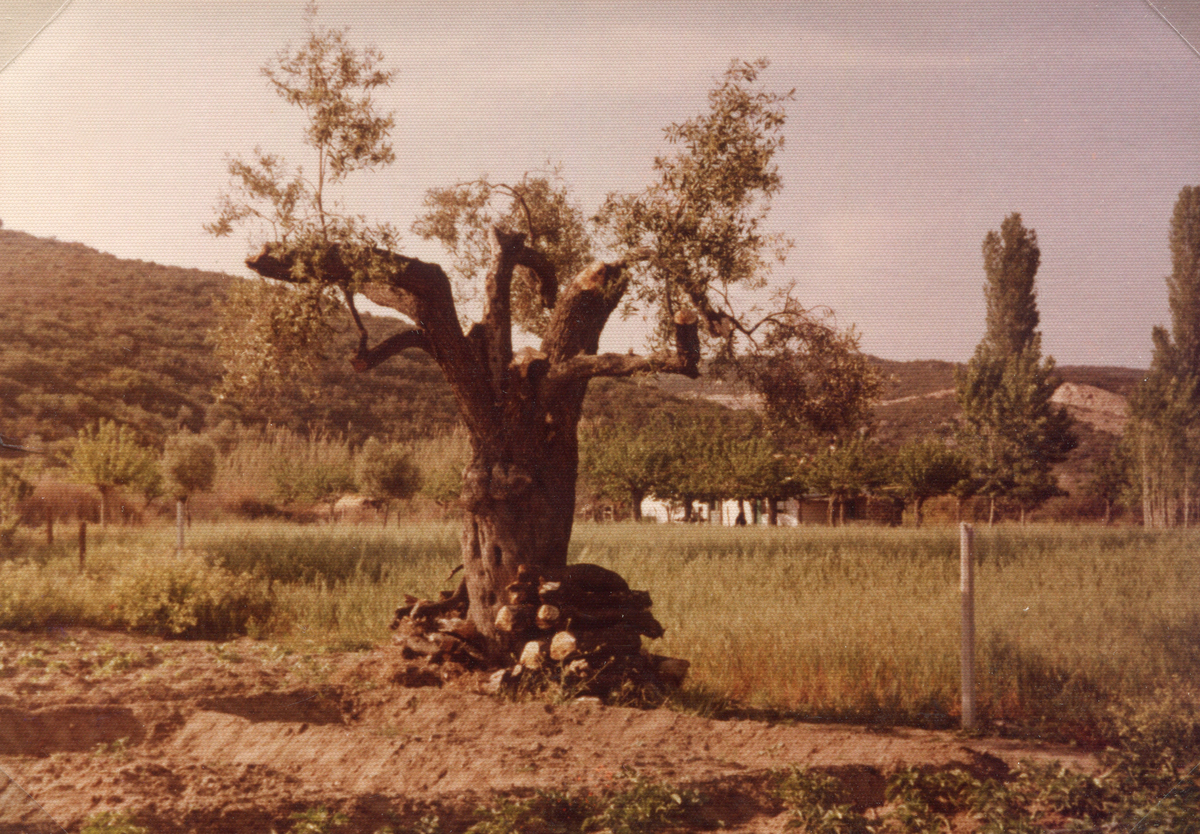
[
  {"left": 390, "top": 563, "right": 689, "bottom": 698},
  {"left": 390, "top": 585, "right": 482, "bottom": 668}
]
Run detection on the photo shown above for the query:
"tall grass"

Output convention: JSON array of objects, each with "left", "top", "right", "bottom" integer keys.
[
  {"left": 571, "top": 523, "right": 1200, "bottom": 730},
  {"left": 3, "top": 519, "right": 1198, "bottom": 735},
  {"left": 192, "top": 520, "right": 461, "bottom": 647}
]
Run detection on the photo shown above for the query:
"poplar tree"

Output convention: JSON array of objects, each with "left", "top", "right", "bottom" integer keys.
[
  {"left": 1128, "top": 186, "right": 1200, "bottom": 526},
  {"left": 956, "top": 213, "right": 1075, "bottom": 523}
]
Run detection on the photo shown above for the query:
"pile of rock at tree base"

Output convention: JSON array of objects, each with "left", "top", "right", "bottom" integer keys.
[{"left": 390, "top": 563, "right": 689, "bottom": 701}]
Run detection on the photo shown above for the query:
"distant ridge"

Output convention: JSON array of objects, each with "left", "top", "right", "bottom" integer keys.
[
  {"left": 0, "top": 228, "right": 1145, "bottom": 493},
  {"left": 0, "top": 230, "right": 725, "bottom": 446},
  {"left": 0, "top": 228, "right": 460, "bottom": 445}
]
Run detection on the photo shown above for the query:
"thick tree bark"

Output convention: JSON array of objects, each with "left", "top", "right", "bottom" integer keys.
[
  {"left": 630, "top": 488, "right": 645, "bottom": 522},
  {"left": 246, "top": 227, "right": 698, "bottom": 661}
]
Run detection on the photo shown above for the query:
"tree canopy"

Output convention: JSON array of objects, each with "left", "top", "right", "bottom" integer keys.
[
  {"left": 207, "top": 9, "right": 880, "bottom": 653},
  {"left": 956, "top": 214, "right": 1075, "bottom": 522},
  {"left": 70, "top": 419, "right": 160, "bottom": 526},
  {"left": 981, "top": 213, "right": 1041, "bottom": 357}
]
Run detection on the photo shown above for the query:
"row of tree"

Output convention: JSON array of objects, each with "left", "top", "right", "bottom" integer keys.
[
  {"left": 0, "top": 421, "right": 428, "bottom": 546},
  {"left": 582, "top": 415, "right": 975, "bottom": 526},
  {"left": 581, "top": 212, "right": 1079, "bottom": 527}
]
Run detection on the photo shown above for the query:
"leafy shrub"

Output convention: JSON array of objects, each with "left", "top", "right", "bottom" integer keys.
[
  {"left": 113, "top": 555, "right": 272, "bottom": 639},
  {"left": 464, "top": 771, "right": 703, "bottom": 834},
  {"left": 466, "top": 790, "right": 592, "bottom": 834},
  {"left": 583, "top": 768, "right": 704, "bottom": 834},
  {"left": 771, "top": 767, "right": 870, "bottom": 833},
  {"left": 79, "top": 810, "right": 148, "bottom": 834},
  {"left": 1102, "top": 683, "right": 1200, "bottom": 777},
  {"left": 286, "top": 806, "right": 350, "bottom": 834}
]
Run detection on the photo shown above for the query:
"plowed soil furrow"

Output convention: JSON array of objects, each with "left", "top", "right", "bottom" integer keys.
[{"left": 0, "top": 629, "right": 1097, "bottom": 833}]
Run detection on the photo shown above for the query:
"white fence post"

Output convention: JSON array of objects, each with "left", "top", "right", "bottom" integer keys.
[{"left": 960, "top": 522, "right": 977, "bottom": 730}]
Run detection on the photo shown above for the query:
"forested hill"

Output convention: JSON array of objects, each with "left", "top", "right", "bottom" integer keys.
[
  {"left": 0, "top": 230, "right": 226, "bottom": 443},
  {"left": 0, "top": 229, "right": 1147, "bottom": 459},
  {"left": 0, "top": 230, "right": 725, "bottom": 446},
  {"left": 0, "top": 229, "right": 466, "bottom": 445}
]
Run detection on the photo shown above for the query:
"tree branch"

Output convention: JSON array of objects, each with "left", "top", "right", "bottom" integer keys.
[
  {"left": 514, "top": 245, "right": 557, "bottom": 308},
  {"left": 351, "top": 329, "right": 432, "bottom": 371},
  {"left": 541, "top": 247, "right": 653, "bottom": 365},
  {"left": 482, "top": 228, "right": 527, "bottom": 402},
  {"left": 546, "top": 311, "right": 701, "bottom": 383},
  {"left": 547, "top": 351, "right": 699, "bottom": 383},
  {"left": 245, "top": 242, "right": 456, "bottom": 324},
  {"left": 245, "top": 241, "right": 501, "bottom": 438}
]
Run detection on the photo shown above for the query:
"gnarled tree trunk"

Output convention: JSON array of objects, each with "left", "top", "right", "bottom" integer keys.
[{"left": 246, "top": 227, "right": 700, "bottom": 660}]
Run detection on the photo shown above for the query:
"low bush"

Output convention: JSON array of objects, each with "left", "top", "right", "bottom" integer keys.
[
  {"left": 767, "top": 698, "right": 1200, "bottom": 833},
  {"left": 0, "top": 559, "right": 112, "bottom": 630},
  {"left": 463, "top": 769, "right": 704, "bottom": 834},
  {"left": 112, "top": 555, "right": 273, "bottom": 639}
]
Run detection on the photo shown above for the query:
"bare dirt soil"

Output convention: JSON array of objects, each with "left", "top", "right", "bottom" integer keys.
[{"left": 0, "top": 629, "right": 1098, "bottom": 833}]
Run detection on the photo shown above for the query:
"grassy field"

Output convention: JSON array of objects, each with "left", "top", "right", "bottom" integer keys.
[{"left": 3, "top": 520, "right": 1198, "bottom": 737}]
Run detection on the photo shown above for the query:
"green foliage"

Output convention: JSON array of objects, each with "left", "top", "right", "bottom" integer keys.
[
  {"left": 0, "top": 231, "right": 223, "bottom": 443},
  {"left": 582, "top": 768, "right": 703, "bottom": 834},
  {"left": 357, "top": 437, "right": 421, "bottom": 516},
  {"left": 0, "top": 461, "right": 33, "bottom": 548},
  {"left": 464, "top": 769, "right": 702, "bottom": 834},
  {"left": 0, "top": 560, "right": 108, "bottom": 630},
  {"left": 207, "top": 5, "right": 400, "bottom": 403},
  {"left": 79, "top": 811, "right": 148, "bottom": 834},
  {"left": 804, "top": 436, "right": 887, "bottom": 525},
  {"left": 598, "top": 58, "right": 792, "bottom": 343},
  {"left": 113, "top": 555, "right": 273, "bottom": 639},
  {"left": 162, "top": 432, "right": 217, "bottom": 498},
  {"left": 71, "top": 419, "right": 161, "bottom": 523},
  {"left": 1102, "top": 684, "right": 1200, "bottom": 783},
  {"left": 1127, "top": 186, "right": 1200, "bottom": 527},
  {"left": 413, "top": 170, "right": 593, "bottom": 335},
  {"left": 414, "top": 430, "right": 469, "bottom": 509},
  {"left": 267, "top": 431, "right": 356, "bottom": 505},
  {"left": 285, "top": 806, "right": 350, "bottom": 834},
  {"left": 771, "top": 753, "right": 1198, "bottom": 834},
  {"left": 208, "top": 4, "right": 395, "bottom": 243},
  {"left": 1084, "top": 442, "right": 1133, "bottom": 523},
  {"left": 1167, "top": 184, "right": 1200, "bottom": 373},
  {"left": 0, "top": 229, "right": 463, "bottom": 446},
  {"left": 210, "top": 277, "right": 339, "bottom": 402},
  {"left": 466, "top": 790, "right": 592, "bottom": 834},
  {"left": 981, "top": 213, "right": 1041, "bottom": 357},
  {"left": 771, "top": 768, "right": 870, "bottom": 833},
  {"left": 580, "top": 419, "right": 673, "bottom": 518},
  {"left": 666, "top": 414, "right": 798, "bottom": 509},
  {"left": 201, "top": 521, "right": 459, "bottom": 586},
  {"left": 889, "top": 438, "right": 972, "bottom": 526},
  {"left": 732, "top": 314, "right": 884, "bottom": 443},
  {"left": 957, "top": 341, "right": 1076, "bottom": 516},
  {"left": 957, "top": 214, "right": 1076, "bottom": 520}
]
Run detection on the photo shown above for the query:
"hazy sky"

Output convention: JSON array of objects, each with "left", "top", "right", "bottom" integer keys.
[{"left": 3, "top": 1, "right": 1200, "bottom": 368}]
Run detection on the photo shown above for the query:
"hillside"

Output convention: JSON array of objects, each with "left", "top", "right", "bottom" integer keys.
[
  {"left": 0, "top": 231, "right": 723, "bottom": 446},
  {"left": 0, "top": 229, "right": 1144, "bottom": 493}
]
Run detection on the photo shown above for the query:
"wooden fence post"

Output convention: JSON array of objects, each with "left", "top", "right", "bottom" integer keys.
[
  {"left": 960, "top": 522, "right": 976, "bottom": 730},
  {"left": 176, "top": 498, "right": 185, "bottom": 556}
]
